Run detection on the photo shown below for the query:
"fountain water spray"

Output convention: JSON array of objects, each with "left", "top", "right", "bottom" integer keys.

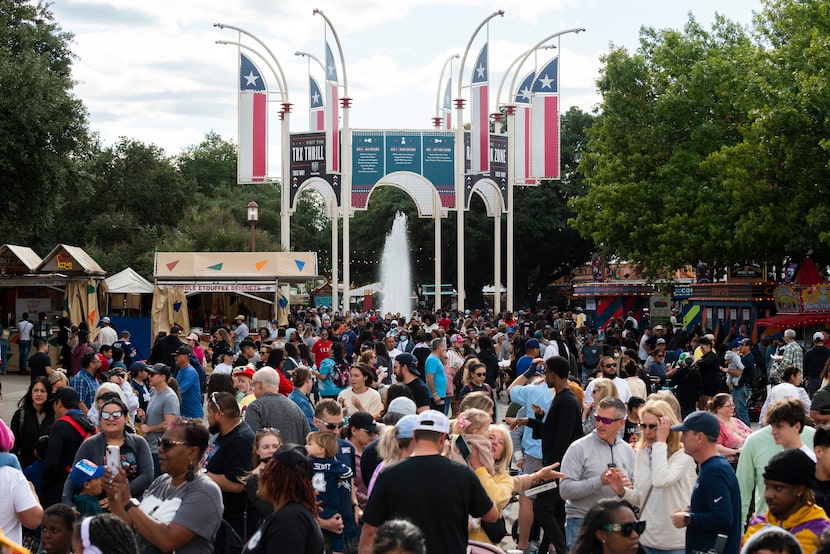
[{"left": 380, "top": 212, "right": 412, "bottom": 317}]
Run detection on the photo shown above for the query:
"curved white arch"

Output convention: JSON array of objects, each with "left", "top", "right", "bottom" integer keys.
[
  {"left": 359, "top": 171, "right": 444, "bottom": 218},
  {"left": 289, "top": 177, "right": 337, "bottom": 215},
  {"left": 466, "top": 177, "right": 505, "bottom": 216}
]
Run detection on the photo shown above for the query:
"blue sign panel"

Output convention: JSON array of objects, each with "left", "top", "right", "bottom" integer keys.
[
  {"left": 385, "top": 133, "right": 422, "bottom": 174},
  {"left": 422, "top": 133, "right": 455, "bottom": 208}
]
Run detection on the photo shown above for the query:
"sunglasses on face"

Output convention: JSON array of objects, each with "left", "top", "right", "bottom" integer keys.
[
  {"left": 474, "top": 372, "right": 487, "bottom": 377},
  {"left": 158, "top": 438, "right": 188, "bottom": 451},
  {"left": 638, "top": 423, "right": 658, "bottom": 430},
  {"left": 317, "top": 419, "right": 343, "bottom": 430},
  {"left": 603, "top": 363, "right": 616, "bottom": 368},
  {"left": 594, "top": 415, "right": 624, "bottom": 425},
  {"left": 100, "top": 410, "right": 123, "bottom": 420},
  {"left": 601, "top": 520, "right": 646, "bottom": 537}
]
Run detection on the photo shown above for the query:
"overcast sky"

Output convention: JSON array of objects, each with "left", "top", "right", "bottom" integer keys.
[{"left": 51, "top": 0, "right": 762, "bottom": 167}]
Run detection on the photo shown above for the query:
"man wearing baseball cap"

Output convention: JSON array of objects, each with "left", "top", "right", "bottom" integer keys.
[
  {"left": 670, "top": 411, "right": 741, "bottom": 554},
  {"left": 359, "top": 410, "right": 498, "bottom": 554},
  {"left": 393, "top": 353, "right": 430, "bottom": 413},
  {"left": 805, "top": 331, "right": 830, "bottom": 396},
  {"left": 142, "top": 363, "right": 179, "bottom": 477}
]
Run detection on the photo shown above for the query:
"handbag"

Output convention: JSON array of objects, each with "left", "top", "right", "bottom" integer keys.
[{"left": 480, "top": 516, "right": 508, "bottom": 543}]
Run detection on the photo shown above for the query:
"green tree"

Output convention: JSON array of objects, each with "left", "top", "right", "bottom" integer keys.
[
  {"left": 0, "top": 0, "right": 89, "bottom": 249},
  {"left": 571, "top": 15, "right": 757, "bottom": 275},
  {"left": 706, "top": 0, "right": 830, "bottom": 266}
]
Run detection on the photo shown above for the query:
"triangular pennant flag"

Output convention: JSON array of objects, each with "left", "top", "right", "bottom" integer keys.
[
  {"left": 255, "top": 260, "right": 268, "bottom": 271},
  {"left": 87, "top": 284, "right": 96, "bottom": 294},
  {"left": 295, "top": 259, "right": 306, "bottom": 272},
  {"left": 207, "top": 263, "right": 223, "bottom": 271},
  {"left": 166, "top": 260, "right": 179, "bottom": 272},
  {"left": 173, "top": 301, "right": 182, "bottom": 313},
  {"left": 88, "top": 310, "right": 96, "bottom": 323}
]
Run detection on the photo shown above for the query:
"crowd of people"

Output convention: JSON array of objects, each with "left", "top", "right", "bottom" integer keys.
[{"left": 5, "top": 306, "right": 830, "bottom": 554}]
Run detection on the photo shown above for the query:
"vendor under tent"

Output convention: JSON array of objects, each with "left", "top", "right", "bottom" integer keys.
[{"left": 152, "top": 251, "right": 319, "bottom": 337}]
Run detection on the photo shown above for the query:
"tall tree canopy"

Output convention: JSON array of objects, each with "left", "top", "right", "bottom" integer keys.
[
  {"left": 573, "top": 1, "right": 830, "bottom": 274},
  {"left": 0, "top": 0, "right": 89, "bottom": 248}
]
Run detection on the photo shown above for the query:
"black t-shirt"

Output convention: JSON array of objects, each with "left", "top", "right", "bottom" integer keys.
[
  {"left": 28, "top": 351, "right": 51, "bottom": 381},
  {"left": 362, "top": 455, "right": 494, "bottom": 554},
  {"left": 697, "top": 351, "right": 723, "bottom": 396},
  {"left": 205, "top": 422, "right": 255, "bottom": 529},
  {"left": 814, "top": 478, "right": 830, "bottom": 514},
  {"left": 406, "top": 378, "right": 431, "bottom": 410},
  {"left": 242, "top": 502, "right": 323, "bottom": 554}
]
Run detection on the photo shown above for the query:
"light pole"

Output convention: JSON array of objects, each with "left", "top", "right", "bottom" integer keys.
[
  {"left": 295, "top": 50, "right": 325, "bottom": 73},
  {"left": 454, "top": 9, "right": 504, "bottom": 312},
  {"left": 215, "top": 23, "right": 292, "bottom": 252},
  {"left": 434, "top": 53, "right": 459, "bottom": 128},
  {"left": 247, "top": 201, "right": 259, "bottom": 252},
  {"left": 314, "top": 8, "right": 351, "bottom": 315},
  {"left": 500, "top": 27, "right": 585, "bottom": 312}
]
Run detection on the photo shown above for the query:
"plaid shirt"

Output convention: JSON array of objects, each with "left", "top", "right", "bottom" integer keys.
[{"left": 69, "top": 369, "right": 99, "bottom": 409}]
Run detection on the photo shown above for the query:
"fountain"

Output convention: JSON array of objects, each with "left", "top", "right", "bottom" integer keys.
[{"left": 380, "top": 212, "right": 412, "bottom": 316}]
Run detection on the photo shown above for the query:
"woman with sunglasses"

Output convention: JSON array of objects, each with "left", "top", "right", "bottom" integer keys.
[
  {"left": 571, "top": 499, "right": 646, "bottom": 554},
  {"left": 607, "top": 399, "right": 695, "bottom": 554},
  {"left": 61, "top": 395, "right": 153, "bottom": 507},
  {"left": 104, "top": 417, "right": 223, "bottom": 554},
  {"left": 457, "top": 359, "right": 495, "bottom": 418}
]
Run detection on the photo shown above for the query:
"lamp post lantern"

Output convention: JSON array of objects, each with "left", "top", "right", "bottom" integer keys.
[{"left": 247, "top": 201, "right": 259, "bottom": 252}]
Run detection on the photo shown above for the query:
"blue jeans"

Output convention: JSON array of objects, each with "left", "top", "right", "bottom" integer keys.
[
  {"left": 732, "top": 385, "right": 750, "bottom": 426},
  {"left": 0, "top": 339, "right": 8, "bottom": 373},
  {"left": 18, "top": 340, "right": 30, "bottom": 372},
  {"left": 644, "top": 547, "right": 684, "bottom": 554},
  {"left": 565, "top": 517, "right": 584, "bottom": 549}
]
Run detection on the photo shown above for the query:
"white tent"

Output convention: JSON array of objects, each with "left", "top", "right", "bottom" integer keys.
[{"left": 106, "top": 267, "right": 154, "bottom": 294}]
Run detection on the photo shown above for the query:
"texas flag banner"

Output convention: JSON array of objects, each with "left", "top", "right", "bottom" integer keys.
[
  {"left": 442, "top": 77, "right": 452, "bottom": 130},
  {"left": 238, "top": 53, "right": 267, "bottom": 184},
  {"left": 325, "top": 41, "right": 340, "bottom": 173},
  {"left": 309, "top": 75, "right": 324, "bottom": 132},
  {"left": 531, "top": 56, "right": 560, "bottom": 180},
  {"left": 514, "top": 70, "right": 535, "bottom": 183},
  {"left": 470, "top": 43, "right": 489, "bottom": 173}
]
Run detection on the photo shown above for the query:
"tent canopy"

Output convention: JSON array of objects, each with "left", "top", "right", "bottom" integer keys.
[
  {"left": 754, "top": 313, "right": 830, "bottom": 328},
  {"left": 106, "top": 267, "right": 154, "bottom": 294},
  {"left": 0, "top": 244, "right": 43, "bottom": 274},
  {"left": 37, "top": 244, "right": 105, "bottom": 275}
]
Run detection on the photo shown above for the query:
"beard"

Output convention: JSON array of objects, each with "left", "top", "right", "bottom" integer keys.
[
  {"left": 601, "top": 371, "right": 617, "bottom": 380},
  {"left": 209, "top": 421, "right": 220, "bottom": 434}
]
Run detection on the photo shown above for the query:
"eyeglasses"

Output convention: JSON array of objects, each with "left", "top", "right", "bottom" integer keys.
[
  {"left": 638, "top": 423, "right": 658, "bottom": 430},
  {"left": 594, "top": 415, "right": 624, "bottom": 425},
  {"left": 101, "top": 410, "right": 123, "bottom": 420},
  {"left": 256, "top": 427, "right": 281, "bottom": 436},
  {"left": 601, "top": 521, "right": 646, "bottom": 537},
  {"left": 316, "top": 418, "right": 344, "bottom": 430},
  {"left": 474, "top": 372, "right": 487, "bottom": 377},
  {"left": 158, "top": 438, "right": 188, "bottom": 451}
]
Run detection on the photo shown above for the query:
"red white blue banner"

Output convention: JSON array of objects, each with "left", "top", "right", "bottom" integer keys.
[
  {"left": 514, "top": 70, "right": 535, "bottom": 183},
  {"left": 470, "top": 43, "right": 489, "bottom": 173},
  {"left": 442, "top": 77, "right": 452, "bottom": 130},
  {"left": 309, "top": 75, "right": 324, "bottom": 132},
  {"left": 238, "top": 53, "right": 267, "bottom": 183},
  {"left": 531, "top": 56, "right": 560, "bottom": 180},
  {"left": 325, "top": 42, "right": 340, "bottom": 173}
]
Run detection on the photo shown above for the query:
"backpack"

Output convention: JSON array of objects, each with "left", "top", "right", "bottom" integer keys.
[
  {"left": 57, "top": 415, "right": 93, "bottom": 472},
  {"left": 331, "top": 360, "right": 351, "bottom": 388}
]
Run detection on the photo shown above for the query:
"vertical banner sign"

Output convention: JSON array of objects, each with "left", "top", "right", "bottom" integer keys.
[
  {"left": 514, "top": 70, "right": 535, "bottom": 184},
  {"left": 423, "top": 134, "right": 455, "bottom": 208},
  {"left": 309, "top": 76, "right": 324, "bottom": 132},
  {"left": 442, "top": 77, "right": 452, "bottom": 130},
  {"left": 352, "top": 131, "right": 385, "bottom": 208},
  {"left": 238, "top": 54, "right": 267, "bottom": 183},
  {"left": 531, "top": 56, "right": 560, "bottom": 179},
  {"left": 325, "top": 42, "right": 340, "bottom": 173},
  {"left": 463, "top": 134, "right": 508, "bottom": 210},
  {"left": 470, "top": 43, "right": 489, "bottom": 173},
  {"left": 289, "top": 132, "right": 341, "bottom": 207}
]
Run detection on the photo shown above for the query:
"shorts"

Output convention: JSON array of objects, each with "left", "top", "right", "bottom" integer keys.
[{"left": 518, "top": 454, "right": 544, "bottom": 498}]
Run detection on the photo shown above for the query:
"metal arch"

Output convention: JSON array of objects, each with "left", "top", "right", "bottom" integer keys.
[
  {"left": 358, "top": 172, "right": 444, "bottom": 218},
  {"left": 466, "top": 178, "right": 503, "bottom": 216},
  {"left": 289, "top": 177, "right": 337, "bottom": 215}
]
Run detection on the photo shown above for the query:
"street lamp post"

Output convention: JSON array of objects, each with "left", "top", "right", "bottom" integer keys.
[
  {"left": 455, "top": 10, "right": 504, "bottom": 313},
  {"left": 247, "top": 201, "right": 259, "bottom": 252},
  {"left": 434, "top": 53, "right": 459, "bottom": 128}
]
